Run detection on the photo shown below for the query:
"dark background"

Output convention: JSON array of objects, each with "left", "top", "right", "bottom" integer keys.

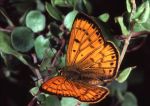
[{"left": 0, "top": 0, "right": 150, "bottom": 106}]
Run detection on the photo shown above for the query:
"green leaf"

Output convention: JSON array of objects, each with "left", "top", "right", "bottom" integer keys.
[
  {"left": 0, "top": 31, "right": 31, "bottom": 67},
  {"left": 117, "top": 67, "right": 134, "bottom": 83},
  {"left": 37, "top": 93, "right": 46, "bottom": 102},
  {"left": 26, "top": 10, "right": 46, "bottom": 32},
  {"left": 36, "top": 0, "right": 45, "bottom": 11},
  {"left": 40, "top": 48, "right": 56, "bottom": 71},
  {"left": 45, "top": 2, "right": 63, "bottom": 21},
  {"left": 83, "top": 0, "right": 92, "bottom": 14},
  {"left": 52, "top": 0, "right": 66, "bottom": 6},
  {"left": 98, "top": 13, "right": 110, "bottom": 22},
  {"left": 29, "top": 87, "right": 39, "bottom": 96},
  {"left": 75, "top": 0, "right": 85, "bottom": 12},
  {"left": 109, "top": 81, "right": 127, "bottom": 96},
  {"left": 51, "top": 0, "right": 76, "bottom": 7},
  {"left": 58, "top": 54, "right": 66, "bottom": 68},
  {"left": 42, "top": 95, "right": 61, "bottom": 106},
  {"left": 11, "top": 26, "right": 34, "bottom": 52},
  {"left": 116, "top": 89, "right": 124, "bottom": 102},
  {"left": 134, "top": 16, "right": 150, "bottom": 32},
  {"left": 34, "top": 35, "right": 50, "bottom": 60},
  {"left": 133, "top": 1, "right": 150, "bottom": 23},
  {"left": 61, "top": 97, "right": 89, "bottom": 106},
  {"left": 0, "top": 31, "right": 15, "bottom": 54},
  {"left": 138, "top": 1, "right": 150, "bottom": 23},
  {"left": 121, "top": 92, "right": 138, "bottom": 106},
  {"left": 126, "top": 0, "right": 132, "bottom": 13},
  {"left": 64, "top": 10, "right": 78, "bottom": 30},
  {"left": 115, "top": 16, "right": 129, "bottom": 36}
]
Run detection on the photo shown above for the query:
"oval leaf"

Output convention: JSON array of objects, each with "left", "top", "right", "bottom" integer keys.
[
  {"left": 29, "top": 87, "right": 39, "bottom": 96},
  {"left": 64, "top": 10, "right": 78, "bottom": 30},
  {"left": 42, "top": 95, "right": 61, "bottom": 106},
  {"left": 34, "top": 35, "right": 49, "bottom": 60},
  {"left": 45, "top": 2, "right": 63, "bottom": 21},
  {"left": 98, "top": 13, "right": 110, "bottom": 22},
  {"left": 117, "top": 67, "right": 134, "bottom": 83},
  {"left": 11, "top": 26, "right": 34, "bottom": 52},
  {"left": 26, "top": 10, "right": 46, "bottom": 32},
  {"left": 121, "top": 92, "right": 138, "bottom": 106},
  {"left": 0, "top": 31, "right": 31, "bottom": 67},
  {"left": 61, "top": 97, "right": 89, "bottom": 106}
]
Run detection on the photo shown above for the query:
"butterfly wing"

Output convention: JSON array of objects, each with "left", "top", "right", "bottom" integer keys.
[
  {"left": 66, "top": 13, "right": 119, "bottom": 81},
  {"left": 41, "top": 76, "right": 109, "bottom": 103}
]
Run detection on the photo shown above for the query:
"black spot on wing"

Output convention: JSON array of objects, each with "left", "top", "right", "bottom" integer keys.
[{"left": 74, "top": 39, "right": 80, "bottom": 43}]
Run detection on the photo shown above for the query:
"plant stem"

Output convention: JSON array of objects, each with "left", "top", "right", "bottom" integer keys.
[
  {"left": 118, "top": 0, "right": 136, "bottom": 69},
  {"left": 119, "top": 22, "right": 134, "bottom": 69}
]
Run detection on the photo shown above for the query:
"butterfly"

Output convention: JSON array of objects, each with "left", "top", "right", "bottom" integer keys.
[{"left": 40, "top": 12, "right": 120, "bottom": 103}]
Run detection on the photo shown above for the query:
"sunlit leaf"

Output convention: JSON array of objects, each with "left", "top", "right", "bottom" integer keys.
[
  {"left": 117, "top": 67, "right": 134, "bottom": 83},
  {"left": 51, "top": 0, "right": 75, "bottom": 7},
  {"left": 34, "top": 35, "right": 50, "bottom": 60},
  {"left": 61, "top": 97, "right": 88, "bottom": 106},
  {"left": 98, "top": 13, "right": 110, "bottom": 22},
  {"left": 126, "top": 0, "right": 132, "bottom": 13},
  {"left": 26, "top": 10, "right": 46, "bottom": 32},
  {"left": 64, "top": 10, "right": 78, "bottom": 30},
  {"left": 29, "top": 87, "right": 39, "bottom": 96},
  {"left": 115, "top": 16, "right": 129, "bottom": 36},
  {"left": 134, "top": 17, "right": 150, "bottom": 32},
  {"left": 132, "top": 1, "right": 150, "bottom": 23}
]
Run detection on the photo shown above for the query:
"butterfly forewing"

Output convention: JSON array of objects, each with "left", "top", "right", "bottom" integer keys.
[
  {"left": 67, "top": 14, "right": 105, "bottom": 66},
  {"left": 67, "top": 13, "right": 119, "bottom": 80}
]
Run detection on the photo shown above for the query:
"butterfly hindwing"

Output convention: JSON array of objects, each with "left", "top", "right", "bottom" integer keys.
[{"left": 41, "top": 76, "right": 109, "bottom": 103}]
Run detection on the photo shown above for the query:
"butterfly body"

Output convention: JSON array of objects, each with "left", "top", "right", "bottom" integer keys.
[
  {"left": 61, "top": 65, "right": 103, "bottom": 85},
  {"left": 41, "top": 13, "right": 120, "bottom": 103}
]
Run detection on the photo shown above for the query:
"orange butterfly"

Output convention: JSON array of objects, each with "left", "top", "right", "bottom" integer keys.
[{"left": 40, "top": 13, "right": 120, "bottom": 103}]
